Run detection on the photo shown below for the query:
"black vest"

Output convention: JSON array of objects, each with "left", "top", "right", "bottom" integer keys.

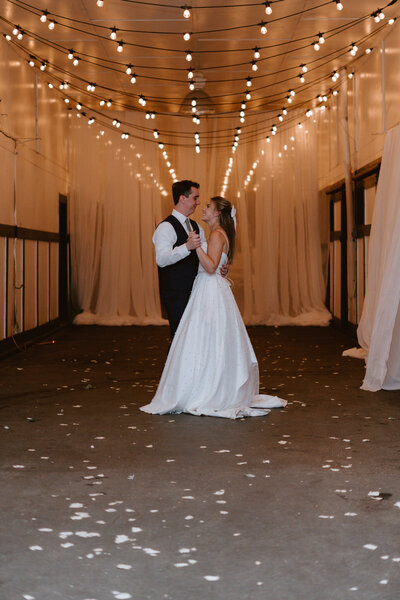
[{"left": 157, "top": 215, "right": 199, "bottom": 297}]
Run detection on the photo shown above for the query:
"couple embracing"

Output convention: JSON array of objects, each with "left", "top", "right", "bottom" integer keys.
[{"left": 141, "top": 180, "right": 286, "bottom": 419}]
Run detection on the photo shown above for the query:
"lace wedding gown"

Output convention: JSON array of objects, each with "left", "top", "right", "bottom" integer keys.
[{"left": 141, "top": 244, "right": 286, "bottom": 418}]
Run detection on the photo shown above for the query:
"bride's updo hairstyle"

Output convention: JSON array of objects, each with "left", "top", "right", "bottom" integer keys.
[{"left": 211, "top": 196, "right": 236, "bottom": 262}]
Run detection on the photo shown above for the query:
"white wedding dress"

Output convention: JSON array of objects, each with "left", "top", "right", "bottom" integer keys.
[{"left": 141, "top": 244, "right": 286, "bottom": 419}]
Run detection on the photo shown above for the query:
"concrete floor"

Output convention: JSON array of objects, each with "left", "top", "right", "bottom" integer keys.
[{"left": 0, "top": 325, "right": 399, "bottom": 600}]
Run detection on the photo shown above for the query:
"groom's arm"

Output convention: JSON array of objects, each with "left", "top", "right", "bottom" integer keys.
[{"left": 153, "top": 222, "right": 197, "bottom": 268}]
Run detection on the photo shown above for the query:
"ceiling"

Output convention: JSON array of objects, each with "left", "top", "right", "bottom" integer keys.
[{"left": 1, "top": 0, "right": 398, "bottom": 148}]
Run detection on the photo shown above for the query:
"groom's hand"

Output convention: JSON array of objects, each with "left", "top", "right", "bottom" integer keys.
[
  {"left": 186, "top": 232, "right": 201, "bottom": 251},
  {"left": 219, "top": 262, "right": 230, "bottom": 277}
]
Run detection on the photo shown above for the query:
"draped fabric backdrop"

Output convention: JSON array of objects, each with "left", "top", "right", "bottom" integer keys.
[
  {"left": 357, "top": 123, "right": 400, "bottom": 391},
  {"left": 70, "top": 112, "right": 330, "bottom": 327}
]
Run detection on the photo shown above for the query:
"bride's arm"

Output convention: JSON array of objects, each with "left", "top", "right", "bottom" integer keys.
[{"left": 196, "top": 231, "right": 225, "bottom": 274}]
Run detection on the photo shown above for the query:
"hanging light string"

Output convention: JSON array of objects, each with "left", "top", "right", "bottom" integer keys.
[
  {"left": 4, "top": 14, "right": 392, "bottom": 118},
  {"left": 6, "top": 0, "right": 342, "bottom": 41},
  {"left": 6, "top": 0, "right": 396, "bottom": 52},
  {"left": 0, "top": 5, "right": 395, "bottom": 101}
]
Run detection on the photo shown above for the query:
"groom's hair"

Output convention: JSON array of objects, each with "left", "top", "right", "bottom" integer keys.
[{"left": 172, "top": 180, "right": 199, "bottom": 205}]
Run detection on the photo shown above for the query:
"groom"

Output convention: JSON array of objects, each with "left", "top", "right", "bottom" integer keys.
[{"left": 153, "top": 180, "right": 204, "bottom": 338}]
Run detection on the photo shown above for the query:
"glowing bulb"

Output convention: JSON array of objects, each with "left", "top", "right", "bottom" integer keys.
[
  {"left": 251, "top": 61, "right": 258, "bottom": 71},
  {"left": 240, "top": 110, "right": 245, "bottom": 117},
  {"left": 68, "top": 50, "right": 74, "bottom": 60},
  {"left": 195, "top": 145, "right": 200, "bottom": 154},
  {"left": 319, "top": 33, "right": 325, "bottom": 44},
  {"left": 287, "top": 96, "right": 292, "bottom": 104},
  {"left": 88, "top": 118, "right": 95, "bottom": 125},
  {"left": 282, "top": 108, "right": 287, "bottom": 115},
  {"left": 117, "top": 41, "right": 124, "bottom": 53},
  {"left": 290, "top": 89, "right": 295, "bottom": 96},
  {"left": 265, "top": 1, "right": 272, "bottom": 15},
  {"left": 4, "top": 34, "right": 12, "bottom": 41},
  {"left": 40, "top": 11, "right": 48, "bottom": 23},
  {"left": 253, "top": 47, "right": 260, "bottom": 60},
  {"left": 97, "top": 0, "right": 104, "bottom": 6},
  {"left": 241, "top": 102, "right": 246, "bottom": 109},
  {"left": 301, "top": 64, "right": 308, "bottom": 73},
  {"left": 126, "top": 64, "right": 133, "bottom": 75},
  {"left": 246, "top": 92, "right": 251, "bottom": 100},
  {"left": 40, "top": 62, "right": 47, "bottom": 71},
  {"left": 278, "top": 114, "right": 283, "bottom": 122},
  {"left": 186, "top": 51, "right": 192, "bottom": 62},
  {"left": 191, "top": 99, "right": 197, "bottom": 106},
  {"left": 158, "top": 142, "right": 164, "bottom": 149},
  {"left": 12, "top": 27, "right": 19, "bottom": 36},
  {"left": 183, "top": 6, "right": 191, "bottom": 19},
  {"left": 260, "top": 22, "right": 267, "bottom": 35},
  {"left": 335, "top": 1, "right": 343, "bottom": 10},
  {"left": 189, "top": 82, "right": 195, "bottom": 90},
  {"left": 379, "top": 10, "right": 385, "bottom": 20},
  {"left": 28, "top": 58, "right": 35, "bottom": 67},
  {"left": 314, "top": 42, "right": 320, "bottom": 51},
  {"left": 240, "top": 117, "right": 245, "bottom": 123},
  {"left": 246, "top": 77, "right": 252, "bottom": 87},
  {"left": 299, "top": 74, "right": 305, "bottom": 83},
  {"left": 388, "top": 18, "right": 396, "bottom": 25},
  {"left": 130, "top": 75, "right": 137, "bottom": 84},
  {"left": 188, "top": 69, "right": 194, "bottom": 79},
  {"left": 77, "top": 103, "right": 82, "bottom": 110},
  {"left": 348, "top": 72, "right": 354, "bottom": 79},
  {"left": 374, "top": 13, "right": 380, "bottom": 23},
  {"left": 110, "top": 27, "right": 117, "bottom": 40},
  {"left": 183, "top": 32, "right": 191, "bottom": 41},
  {"left": 48, "top": 20, "right": 55, "bottom": 30},
  {"left": 153, "top": 129, "right": 159, "bottom": 139},
  {"left": 73, "top": 57, "right": 79, "bottom": 66}
]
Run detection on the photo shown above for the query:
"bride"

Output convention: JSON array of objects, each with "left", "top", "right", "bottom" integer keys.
[{"left": 141, "top": 196, "right": 286, "bottom": 419}]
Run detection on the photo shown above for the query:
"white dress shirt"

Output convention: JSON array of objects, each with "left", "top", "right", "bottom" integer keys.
[{"left": 153, "top": 209, "right": 206, "bottom": 268}]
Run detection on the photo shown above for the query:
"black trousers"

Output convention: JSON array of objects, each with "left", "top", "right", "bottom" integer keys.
[{"left": 161, "top": 289, "right": 192, "bottom": 339}]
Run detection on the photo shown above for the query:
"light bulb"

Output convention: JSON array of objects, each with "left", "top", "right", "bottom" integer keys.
[
  {"left": 299, "top": 74, "right": 305, "bottom": 83},
  {"left": 265, "top": 1, "right": 272, "bottom": 15},
  {"left": 110, "top": 27, "right": 117, "bottom": 40},
  {"left": 97, "top": 0, "right": 104, "bottom": 7},
  {"left": 4, "top": 34, "right": 12, "bottom": 41},
  {"left": 335, "top": 1, "right": 343, "bottom": 10},
  {"left": 195, "top": 145, "right": 200, "bottom": 153},
  {"left": 12, "top": 27, "right": 19, "bottom": 36},
  {"left": 64, "top": 98, "right": 69, "bottom": 104},
  {"left": 240, "top": 117, "right": 245, "bottom": 123},
  {"left": 282, "top": 108, "right": 287, "bottom": 115},
  {"left": 241, "top": 102, "right": 246, "bottom": 109},
  {"left": 189, "top": 82, "right": 195, "bottom": 90},
  {"left": 314, "top": 41, "right": 320, "bottom": 51},
  {"left": 246, "top": 92, "right": 251, "bottom": 100},
  {"left": 48, "top": 82, "right": 53, "bottom": 88},
  {"left": 130, "top": 75, "right": 137, "bottom": 84},
  {"left": 332, "top": 90, "right": 339, "bottom": 96},
  {"left": 88, "top": 118, "right": 95, "bottom": 125},
  {"left": 186, "top": 51, "right": 192, "bottom": 62},
  {"left": 191, "top": 99, "right": 197, "bottom": 106},
  {"left": 40, "top": 11, "right": 48, "bottom": 23},
  {"left": 287, "top": 96, "right": 292, "bottom": 104},
  {"left": 158, "top": 142, "right": 164, "bottom": 149},
  {"left": 260, "top": 22, "right": 267, "bottom": 35},
  {"left": 298, "top": 122, "right": 303, "bottom": 128},
  {"left": 240, "top": 110, "right": 245, "bottom": 117},
  {"left": 28, "top": 58, "right": 35, "bottom": 67},
  {"left": 278, "top": 114, "right": 283, "bottom": 122},
  {"left": 290, "top": 89, "right": 295, "bottom": 96},
  {"left": 348, "top": 72, "right": 354, "bottom": 79},
  {"left": 100, "top": 100, "right": 105, "bottom": 106},
  {"left": 73, "top": 57, "right": 79, "bottom": 66},
  {"left": 306, "top": 109, "right": 313, "bottom": 117},
  {"left": 379, "top": 11, "right": 385, "bottom": 20},
  {"left": 319, "top": 33, "right": 325, "bottom": 44},
  {"left": 253, "top": 47, "right": 260, "bottom": 59},
  {"left": 77, "top": 103, "right": 82, "bottom": 110},
  {"left": 374, "top": 13, "right": 380, "bottom": 23},
  {"left": 48, "top": 20, "right": 55, "bottom": 30},
  {"left": 126, "top": 64, "right": 132, "bottom": 75},
  {"left": 388, "top": 18, "right": 396, "bottom": 25},
  {"left": 153, "top": 129, "right": 159, "bottom": 139},
  {"left": 184, "top": 32, "right": 191, "bottom": 41},
  {"left": 365, "top": 48, "right": 373, "bottom": 54},
  {"left": 68, "top": 50, "right": 74, "bottom": 60},
  {"left": 40, "top": 62, "right": 47, "bottom": 71},
  {"left": 183, "top": 6, "right": 191, "bottom": 19},
  {"left": 188, "top": 69, "right": 194, "bottom": 79},
  {"left": 301, "top": 64, "right": 308, "bottom": 73},
  {"left": 251, "top": 61, "right": 258, "bottom": 71},
  {"left": 246, "top": 77, "right": 252, "bottom": 87},
  {"left": 117, "top": 41, "right": 124, "bottom": 53}
]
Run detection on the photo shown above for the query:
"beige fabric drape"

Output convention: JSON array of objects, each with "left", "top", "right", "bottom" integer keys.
[{"left": 70, "top": 113, "right": 330, "bottom": 326}]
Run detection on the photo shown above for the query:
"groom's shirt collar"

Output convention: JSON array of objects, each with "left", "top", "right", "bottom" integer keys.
[{"left": 172, "top": 209, "right": 190, "bottom": 226}]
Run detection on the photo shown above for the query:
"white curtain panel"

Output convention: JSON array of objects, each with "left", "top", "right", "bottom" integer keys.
[
  {"left": 69, "top": 114, "right": 330, "bottom": 327},
  {"left": 358, "top": 123, "right": 400, "bottom": 391}
]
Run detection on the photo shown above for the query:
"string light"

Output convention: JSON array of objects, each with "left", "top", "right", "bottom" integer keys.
[
  {"left": 246, "top": 77, "right": 252, "bottom": 87},
  {"left": 348, "top": 72, "right": 354, "bottom": 79},
  {"left": 318, "top": 33, "right": 325, "bottom": 44},
  {"left": 241, "top": 102, "right": 246, "bottom": 109},
  {"left": 86, "top": 82, "right": 96, "bottom": 92},
  {"left": 112, "top": 119, "right": 121, "bottom": 127},
  {"left": 335, "top": 1, "right": 344, "bottom": 10},
  {"left": 264, "top": 2, "right": 272, "bottom": 15},
  {"left": 282, "top": 108, "right": 287, "bottom": 115},
  {"left": 88, "top": 117, "right": 95, "bottom": 125},
  {"left": 331, "top": 70, "right": 339, "bottom": 81},
  {"left": 4, "top": 33, "right": 12, "bottom": 41},
  {"left": 186, "top": 51, "right": 192, "bottom": 62},
  {"left": 188, "top": 68, "right": 194, "bottom": 79},
  {"left": 110, "top": 27, "right": 118, "bottom": 40},
  {"left": 73, "top": 56, "right": 80, "bottom": 66},
  {"left": 183, "top": 32, "right": 191, "bottom": 41},
  {"left": 251, "top": 60, "right": 258, "bottom": 71},
  {"left": 266, "top": 136, "right": 270, "bottom": 143},
  {"left": 301, "top": 64, "right": 308, "bottom": 73},
  {"left": 189, "top": 82, "right": 195, "bottom": 91},
  {"left": 40, "top": 61, "right": 47, "bottom": 71},
  {"left": 388, "top": 17, "right": 396, "bottom": 25},
  {"left": 117, "top": 41, "right": 124, "bottom": 53},
  {"left": 182, "top": 6, "right": 191, "bottom": 19},
  {"left": 350, "top": 42, "right": 358, "bottom": 56},
  {"left": 246, "top": 91, "right": 251, "bottom": 100},
  {"left": 299, "top": 74, "right": 305, "bottom": 83},
  {"left": 260, "top": 22, "right": 268, "bottom": 35},
  {"left": 313, "top": 41, "right": 320, "bottom": 51},
  {"left": 153, "top": 129, "right": 159, "bottom": 139},
  {"left": 158, "top": 142, "right": 164, "bottom": 149},
  {"left": 121, "top": 133, "right": 129, "bottom": 140},
  {"left": 130, "top": 74, "right": 137, "bottom": 84},
  {"left": 125, "top": 64, "right": 133, "bottom": 75},
  {"left": 138, "top": 95, "right": 146, "bottom": 106},
  {"left": 67, "top": 50, "right": 74, "bottom": 60},
  {"left": 40, "top": 10, "right": 48, "bottom": 23},
  {"left": 28, "top": 57, "right": 35, "bottom": 67},
  {"left": 76, "top": 102, "right": 82, "bottom": 110},
  {"left": 13, "top": 26, "right": 24, "bottom": 40},
  {"left": 278, "top": 114, "right": 283, "bottom": 122},
  {"left": 253, "top": 47, "right": 260, "bottom": 60},
  {"left": 97, "top": 0, "right": 104, "bottom": 6},
  {"left": 306, "top": 109, "right": 313, "bottom": 117},
  {"left": 48, "top": 20, "right": 55, "bottom": 30}
]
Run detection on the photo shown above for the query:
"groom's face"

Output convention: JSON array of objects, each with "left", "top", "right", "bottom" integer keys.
[{"left": 182, "top": 187, "right": 200, "bottom": 215}]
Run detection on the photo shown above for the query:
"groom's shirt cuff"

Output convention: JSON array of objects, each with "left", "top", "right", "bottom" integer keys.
[{"left": 153, "top": 222, "right": 191, "bottom": 268}]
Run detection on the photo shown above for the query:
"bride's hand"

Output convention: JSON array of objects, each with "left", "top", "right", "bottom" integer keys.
[{"left": 219, "top": 262, "right": 229, "bottom": 278}]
